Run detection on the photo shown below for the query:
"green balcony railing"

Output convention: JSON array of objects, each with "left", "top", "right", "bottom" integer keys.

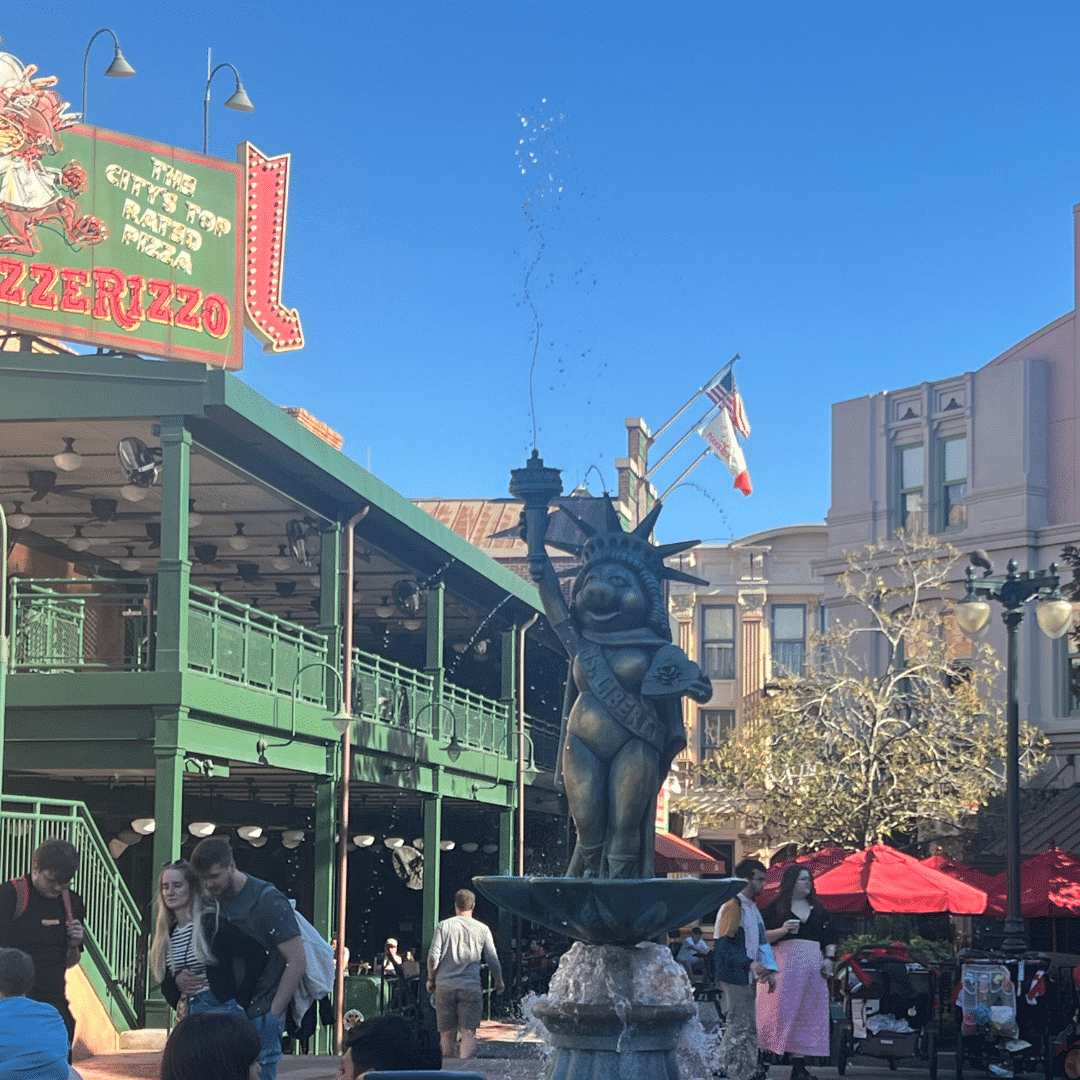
[
  {"left": 10, "top": 578, "right": 152, "bottom": 673},
  {"left": 187, "top": 586, "right": 328, "bottom": 699},
  {"left": 0, "top": 797, "right": 142, "bottom": 1028},
  {"left": 351, "top": 648, "right": 512, "bottom": 757}
]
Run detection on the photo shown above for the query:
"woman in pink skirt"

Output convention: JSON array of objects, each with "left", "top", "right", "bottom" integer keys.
[{"left": 757, "top": 865, "right": 834, "bottom": 1080}]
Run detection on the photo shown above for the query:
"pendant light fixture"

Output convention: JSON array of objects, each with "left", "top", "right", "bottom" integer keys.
[
  {"left": 69, "top": 525, "right": 91, "bottom": 552},
  {"left": 376, "top": 596, "right": 394, "bottom": 619},
  {"left": 53, "top": 437, "right": 83, "bottom": 472},
  {"left": 120, "top": 483, "right": 150, "bottom": 503},
  {"left": 228, "top": 522, "right": 250, "bottom": 551},
  {"left": 119, "top": 546, "right": 142, "bottom": 572},
  {"left": 8, "top": 502, "right": 31, "bottom": 530},
  {"left": 272, "top": 544, "right": 291, "bottom": 571}
]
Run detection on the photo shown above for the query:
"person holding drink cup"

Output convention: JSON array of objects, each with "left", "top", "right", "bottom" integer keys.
[{"left": 757, "top": 865, "right": 835, "bottom": 1080}]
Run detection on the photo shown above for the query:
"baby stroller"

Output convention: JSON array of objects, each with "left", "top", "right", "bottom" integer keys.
[
  {"left": 955, "top": 950, "right": 1053, "bottom": 1080},
  {"left": 834, "top": 943, "right": 939, "bottom": 1076}
]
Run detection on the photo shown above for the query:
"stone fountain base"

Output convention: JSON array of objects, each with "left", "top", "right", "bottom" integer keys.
[{"left": 532, "top": 941, "right": 695, "bottom": 1080}]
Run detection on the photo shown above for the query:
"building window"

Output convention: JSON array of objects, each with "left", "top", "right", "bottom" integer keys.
[
  {"left": 702, "top": 606, "right": 735, "bottom": 680},
  {"left": 772, "top": 604, "right": 806, "bottom": 676},
  {"left": 897, "top": 444, "right": 924, "bottom": 532},
  {"left": 699, "top": 709, "right": 736, "bottom": 763},
  {"left": 941, "top": 435, "right": 967, "bottom": 531},
  {"left": 1064, "top": 616, "right": 1080, "bottom": 717}
]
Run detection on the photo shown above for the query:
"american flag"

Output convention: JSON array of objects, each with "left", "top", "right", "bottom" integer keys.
[{"left": 706, "top": 370, "right": 751, "bottom": 438}]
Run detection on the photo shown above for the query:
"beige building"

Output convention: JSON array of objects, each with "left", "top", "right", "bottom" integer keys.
[{"left": 668, "top": 524, "right": 827, "bottom": 870}]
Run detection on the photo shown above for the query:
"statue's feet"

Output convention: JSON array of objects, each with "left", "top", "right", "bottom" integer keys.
[{"left": 606, "top": 853, "right": 640, "bottom": 878}]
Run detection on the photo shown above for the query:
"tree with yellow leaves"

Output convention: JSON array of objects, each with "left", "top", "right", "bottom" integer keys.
[{"left": 691, "top": 533, "right": 1049, "bottom": 852}]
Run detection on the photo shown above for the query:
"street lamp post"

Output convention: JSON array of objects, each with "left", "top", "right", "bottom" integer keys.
[
  {"left": 81, "top": 28, "right": 136, "bottom": 123},
  {"left": 955, "top": 554, "right": 1073, "bottom": 956},
  {"left": 203, "top": 61, "right": 255, "bottom": 155}
]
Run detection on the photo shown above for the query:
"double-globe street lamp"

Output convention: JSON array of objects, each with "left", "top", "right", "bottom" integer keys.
[{"left": 954, "top": 554, "right": 1073, "bottom": 955}]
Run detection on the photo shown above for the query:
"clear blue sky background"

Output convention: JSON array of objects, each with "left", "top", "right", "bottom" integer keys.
[{"left": 4, "top": 2, "right": 1079, "bottom": 545}]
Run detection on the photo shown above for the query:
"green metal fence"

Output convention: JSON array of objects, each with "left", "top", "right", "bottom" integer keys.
[
  {"left": 187, "top": 586, "right": 328, "bottom": 699},
  {"left": 351, "top": 649, "right": 513, "bottom": 757},
  {"left": 0, "top": 797, "right": 142, "bottom": 1028},
  {"left": 10, "top": 579, "right": 152, "bottom": 673}
]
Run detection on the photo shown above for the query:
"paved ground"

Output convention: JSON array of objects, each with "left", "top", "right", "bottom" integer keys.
[{"left": 74, "top": 1019, "right": 957, "bottom": 1080}]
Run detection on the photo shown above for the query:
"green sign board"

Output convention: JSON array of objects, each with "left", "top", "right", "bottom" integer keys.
[
  {"left": 0, "top": 124, "right": 242, "bottom": 367},
  {"left": 0, "top": 49, "right": 303, "bottom": 367}
]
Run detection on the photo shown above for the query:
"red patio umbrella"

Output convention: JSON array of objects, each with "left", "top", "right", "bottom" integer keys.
[
  {"left": 920, "top": 852, "right": 999, "bottom": 894},
  {"left": 759, "top": 846, "right": 851, "bottom": 906},
  {"left": 983, "top": 848, "right": 1080, "bottom": 917},
  {"left": 811, "top": 844, "right": 988, "bottom": 915}
]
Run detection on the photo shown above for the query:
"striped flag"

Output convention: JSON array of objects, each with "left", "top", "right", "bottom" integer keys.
[
  {"left": 700, "top": 409, "right": 752, "bottom": 496},
  {"left": 706, "top": 369, "right": 751, "bottom": 438}
]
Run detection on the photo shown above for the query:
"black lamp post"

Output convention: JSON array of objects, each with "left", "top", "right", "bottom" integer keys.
[{"left": 954, "top": 554, "right": 1073, "bottom": 955}]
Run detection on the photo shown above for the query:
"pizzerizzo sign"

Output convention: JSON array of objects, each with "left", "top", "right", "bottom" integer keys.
[{"left": 0, "top": 50, "right": 301, "bottom": 368}]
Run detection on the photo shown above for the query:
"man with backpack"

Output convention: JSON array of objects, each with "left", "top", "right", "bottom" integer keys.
[
  {"left": 190, "top": 836, "right": 306, "bottom": 1080},
  {"left": 0, "top": 838, "right": 85, "bottom": 1049}
]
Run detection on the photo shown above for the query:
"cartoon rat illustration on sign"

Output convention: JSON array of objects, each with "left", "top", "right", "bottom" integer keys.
[{"left": 0, "top": 52, "right": 107, "bottom": 255}]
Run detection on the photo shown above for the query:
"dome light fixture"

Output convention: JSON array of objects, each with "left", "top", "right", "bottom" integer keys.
[
  {"left": 1036, "top": 597, "right": 1074, "bottom": 640},
  {"left": 130, "top": 817, "right": 156, "bottom": 835},
  {"left": 439, "top": 839, "right": 456, "bottom": 851},
  {"left": 247, "top": 836, "right": 268, "bottom": 848},
  {"left": 482, "top": 843, "right": 499, "bottom": 855},
  {"left": 353, "top": 834, "right": 376, "bottom": 847},
  {"left": 383, "top": 836, "right": 405, "bottom": 849},
  {"left": 402, "top": 618, "right": 423, "bottom": 632},
  {"left": 237, "top": 825, "right": 263, "bottom": 841},
  {"left": 119, "top": 546, "right": 142, "bottom": 572},
  {"left": 228, "top": 522, "right": 250, "bottom": 551},
  {"left": 188, "top": 821, "right": 216, "bottom": 838},
  {"left": 53, "top": 437, "right": 83, "bottom": 472},
  {"left": 69, "top": 525, "right": 91, "bottom": 553},
  {"left": 8, "top": 502, "right": 31, "bottom": 530},
  {"left": 461, "top": 842, "right": 479, "bottom": 853},
  {"left": 120, "top": 483, "right": 151, "bottom": 503}
]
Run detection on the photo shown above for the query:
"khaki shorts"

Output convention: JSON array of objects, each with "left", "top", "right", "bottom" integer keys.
[{"left": 434, "top": 984, "right": 483, "bottom": 1032}]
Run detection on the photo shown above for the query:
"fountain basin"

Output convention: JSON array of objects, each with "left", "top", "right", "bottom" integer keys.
[{"left": 472, "top": 875, "right": 745, "bottom": 946}]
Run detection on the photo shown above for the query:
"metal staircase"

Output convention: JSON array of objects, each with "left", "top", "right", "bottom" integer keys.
[{"left": 0, "top": 796, "right": 142, "bottom": 1029}]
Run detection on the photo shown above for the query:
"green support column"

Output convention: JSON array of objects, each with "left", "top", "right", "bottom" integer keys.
[
  {"left": 146, "top": 708, "right": 186, "bottom": 1028},
  {"left": 421, "top": 792, "right": 443, "bottom": 1002},
  {"left": 313, "top": 772, "right": 336, "bottom": 940},
  {"left": 317, "top": 522, "right": 344, "bottom": 706},
  {"left": 155, "top": 417, "right": 191, "bottom": 673},
  {"left": 425, "top": 582, "right": 445, "bottom": 737},
  {"left": 312, "top": 770, "right": 337, "bottom": 1054},
  {"left": 496, "top": 808, "right": 513, "bottom": 990}
]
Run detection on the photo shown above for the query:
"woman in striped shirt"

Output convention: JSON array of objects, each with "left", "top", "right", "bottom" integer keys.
[{"left": 149, "top": 860, "right": 265, "bottom": 1019}]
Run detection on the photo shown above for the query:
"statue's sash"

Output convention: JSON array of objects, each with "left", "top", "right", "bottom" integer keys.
[{"left": 575, "top": 638, "right": 665, "bottom": 754}]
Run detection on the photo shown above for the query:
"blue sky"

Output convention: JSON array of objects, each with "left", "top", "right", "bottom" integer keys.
[{"left": 3, "top": 2, "right": 1080, "bottom": 544}]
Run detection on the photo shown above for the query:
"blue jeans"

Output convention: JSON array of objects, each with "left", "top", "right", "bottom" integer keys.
[
  {"left": 252, "top": 1011, "right": 285, "bottom": 1080},
  {"left": 186, "top": 989, "right": 247, "bottom": 1019}
]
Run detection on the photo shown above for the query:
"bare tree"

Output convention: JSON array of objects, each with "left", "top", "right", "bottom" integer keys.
[{"left": 689, "top": 533, "right": 1049, "bottom": 852}]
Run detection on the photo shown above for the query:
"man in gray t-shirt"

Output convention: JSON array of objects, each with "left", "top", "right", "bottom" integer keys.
[
  {"left": 426, "top": 888, "right": 504, "bottom": 1060},
  {"left": 191, "top": 837, "right": 305, "bottom": 1080}
]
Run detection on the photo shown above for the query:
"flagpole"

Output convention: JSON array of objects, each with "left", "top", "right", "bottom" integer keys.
[
  {"left": 657, "top": 449, "right": 711, "bottom": 502},
  {"left": 644, "top": 404, "right": 721, "bottom": 480},
  {"left": 649, "top": 354, "right": 739, "bottom": 445}
]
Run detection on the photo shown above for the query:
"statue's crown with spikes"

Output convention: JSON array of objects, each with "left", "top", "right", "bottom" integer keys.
[{"left": 548, "top": 496, "right": 708, "bottom": 587}]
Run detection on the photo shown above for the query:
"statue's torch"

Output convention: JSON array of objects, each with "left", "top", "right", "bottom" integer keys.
[{"left": 509, "top": 450, "right": 563, "bottom": 565}]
